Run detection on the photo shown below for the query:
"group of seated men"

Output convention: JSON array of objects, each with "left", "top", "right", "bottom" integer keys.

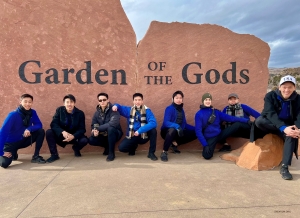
[{"left": 0, "top": 75, "right": 299, "bottom": 180}]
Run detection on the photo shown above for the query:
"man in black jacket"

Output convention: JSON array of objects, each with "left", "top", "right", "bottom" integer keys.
[
  {"left": 88, "top": 93, "right": 123, "bottom": 161},
  {"left": 255, "top": 75, "right": 300, "bottom": 180},
  {"left": 46, "top": 94, "right": 88, "bottom": 163}
]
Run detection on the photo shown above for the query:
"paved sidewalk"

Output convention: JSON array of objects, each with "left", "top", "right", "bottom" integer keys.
[{"left": 0, "top": 151, "right": 299, "bottom": 218}]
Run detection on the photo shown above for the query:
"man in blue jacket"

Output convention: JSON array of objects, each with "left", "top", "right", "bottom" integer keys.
[
  {"left": 255, "top": 75, "right": 300, "bottom": 180},
  {"left": 195, "top": 93, "right": 249, "bottom": 160},
  {"left": 89, "top": 93, "right": 123, "bottom": 162},
  {"left": 0, "top": 94, "right": 46, "bottom": 168},
  {"left": 219, "top": 93, "right": 260, "bottom": 151},
  {"left": 112, "top": 93, "right": 158, "bottom": 161},
  {"left": 160, "top": 90, "right": 197, "bottom": 161},
  {"left": 46, "top": 94, "right": 88, "bottom": 163}
]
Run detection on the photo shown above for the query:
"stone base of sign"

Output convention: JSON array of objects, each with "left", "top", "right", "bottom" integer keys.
[{"left": 220, "top": 134, "right": 300, "bottom": 171}]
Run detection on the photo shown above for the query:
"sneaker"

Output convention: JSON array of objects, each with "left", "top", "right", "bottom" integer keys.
[
  {"left": 148, "top": 152, "right": 158, "bottom": 161},
  {"left": 160, "top": 151, "right": 168, "bottom": 162},
  {"left": 170, "top": 144, "right": 181, "bottom": 154},
  {"left": 46, "top": 155, "right": 60, "bottom": 163},
  {"left": 72, "top": 145, "right": 81, "bottom": 157},
  {"left": 12, "top": 152, "right": 18, "bottom": 161},
  {"left": 31, "top": 155, "right": 46, "bottom": 164},
  {"left": 280, "top": 164, "right": 293, "bottom": 180},
  {"left": 106, "top": 153, "right": 115, "bottom": 162},
  {"left": 219, "top": 145, "right": 232, "bottom": 152},
  {"left": 128, "top": 150, "right": 136, "bottom": 156}
]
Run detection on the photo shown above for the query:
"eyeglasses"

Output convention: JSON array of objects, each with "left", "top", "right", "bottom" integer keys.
[{"left": 98, "top": 99, "right": 107, "bottom": 102}]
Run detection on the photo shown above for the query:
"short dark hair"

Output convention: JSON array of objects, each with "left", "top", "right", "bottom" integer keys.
[
  {"left": 63, "top": 94, "right": 76, "bottom": 103},
  {"left": 20, "top": 94, "right": 33, "bottom": 101},
  {"left": 97, "top": 92, "right": 108, "bottom": 99},
  {"left": 172, "top": 90, "right": 184, "bottom": 99},
  {"left": 133, "top": 93, "right": 143, "bottom": 100}
]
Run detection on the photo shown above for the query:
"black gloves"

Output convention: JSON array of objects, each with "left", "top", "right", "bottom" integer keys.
[{"left": 177, "top": 127, "right": 184, "bottom": 137}]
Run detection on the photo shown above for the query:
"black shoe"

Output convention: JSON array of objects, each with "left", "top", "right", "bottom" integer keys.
[
  {"left": 46, "top": 155, "right": 60, "bottom": 163},
  {"left": 106, "top": 153, "right": 115, "bottom": 162},
  {"left": 72, "top": 146, "right": 81, "bottom": 157},
  {"left": 280, "top": 164, "right": 293, "bottom": 180},
  {"left": 170, "top": 144, "right": 181, "bottom": 154},
  {"left": 128, "top": 150, "right": 136, "bottom": 156},
  {"left": 219, "top": 145, "right": 232, "bottom": 152},
  {"left": 103, "top": 148, "right": 109, "bottom": 156},
  {"left": 147, "top": 152, "right": 158, "bottom": 161},
  {"left": 160, "top": 151, "right": 168, "bottom": 162},
  {"left": 31, "top": 155, "right": 46, "bottom": 164},
  {"left": 12, "top": 152, "right": 18, "bottom": 161}
]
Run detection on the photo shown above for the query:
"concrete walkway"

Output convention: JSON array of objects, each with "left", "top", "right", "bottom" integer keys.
[{"left": 0, "top": 151, "right": 299, "bottom": 218}]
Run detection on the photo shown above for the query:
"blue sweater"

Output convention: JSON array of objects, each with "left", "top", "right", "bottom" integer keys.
[
  {"left": 161, "top": 104, "right": 194, "bottom": 131},
  {"left": 114, "top": 104, "right": 157, "bottom": 135},
  {"left": 0, "top": 108, "right": 42, "bottom": 155},
  {"left": 195, "top": 107, "right": 248, "bottom": 146},
  {"left": 222, "top": 104, "right": 260, "bottom": 120}
]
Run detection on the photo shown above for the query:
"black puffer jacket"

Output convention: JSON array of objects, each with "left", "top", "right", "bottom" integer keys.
[
  {"left": 50, "top": 106, "right": 86, "bottom": 139},
  {"left": 261, "top": 90, "right": 300, "bottom": 128},
  {"left": 91, "top": 103, "right": 122, "bottom": 133}
]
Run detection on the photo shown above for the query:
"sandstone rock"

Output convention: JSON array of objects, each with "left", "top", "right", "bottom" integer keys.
[
  {"left": 0, "top": 0, "right": 136, "bottom": 154},
  {"left": 137, "top": 21, "right": 270, "bottom": 149}
]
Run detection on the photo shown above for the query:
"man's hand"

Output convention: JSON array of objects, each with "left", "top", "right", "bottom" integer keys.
[
  {"left": 3, "top": 152, "right": 12, "bottom": 158},
  {"left": 284, "top": 126, "right": 299, "bottom": 138},
  {"left": 62, "top": 133, "right": 74, "bottom": 142},
  {"left": 92, "top": 129, "right": 99, "bottom": 137},
  {"left": 62, "top": 131, "right": 70, "bottom": 139},
  {"left": 112, "top": 105, "right": 118, "bottom": 111},
  {"left": 23, "top": 129, "right": 31, "bottom": 137},
  {"left": 134, "top": 131, "right": 139, "bottom": 136}
]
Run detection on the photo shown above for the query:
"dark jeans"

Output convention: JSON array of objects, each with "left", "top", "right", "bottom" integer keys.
[
  {"left": 0, "top": 129, "right": 45, "bottom": 168},
  {"left": 220, "top": 122, "right": 252, "bottom": 144},
  {"left": 46, "top": 129, "right": 88, "bottom": 155},
  {"left": 203, "top": 122, "right": 247, "bottom": 159},
  {"left": 88, "top": 126, "right": 123, "bottom": 154},
  {"left": 255, "top": 116, "right": 297, "bottom": 165},
  {"left": 160, "top": 128, "right": 197, "bottom": 151},
  {"left": 119, "top": 128, "right": 157, "bottom": 153}
]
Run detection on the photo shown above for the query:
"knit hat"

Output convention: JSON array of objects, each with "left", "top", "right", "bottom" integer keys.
[{"left": 202, "top": 93, "right": 212, "bottom": 103}]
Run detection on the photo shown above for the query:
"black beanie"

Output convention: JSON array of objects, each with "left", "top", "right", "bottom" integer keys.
[{"left": 202, "top": 93, "right": 212, "bottom": 103}]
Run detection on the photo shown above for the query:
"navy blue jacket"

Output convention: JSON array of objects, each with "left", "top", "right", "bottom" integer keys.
[
  {"left": 0, "top": 107, "right": 42, "bottom": 155},
  {"left": 161, "top": 104, "right": 194, "bottom": 130},
  {"left": 195, "top": 107, "right": 248, "bottom": 146}
]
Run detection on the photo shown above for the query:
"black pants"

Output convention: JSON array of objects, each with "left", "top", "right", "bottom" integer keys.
[
  {"left": 46, "top": 129, "right": 88, "bottom": 155},
  {"left": 203, "top": 122, "right": 247, "bottom": 159},
  {"left": 255, "top": 116, "right": 297, "bottom": 165},
  {"left": 0, "top": 129, "right": 45, "bottom": 168},
  {"left": 118, "top": 128, "right": 157, "bottom": 153},
  {"left": 160, "top": 128, "right": 197, "bottom": 151},
  {"left": 88, "top": 126, "right": 123, "bottom": 154},
  {"left": 220, "top": 122, "right": 252, "bottom": 143}
]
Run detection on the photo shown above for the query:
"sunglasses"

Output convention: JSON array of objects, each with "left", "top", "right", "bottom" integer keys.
[{"left": 98, "top": 99, "right": 107, "bottom": 102}]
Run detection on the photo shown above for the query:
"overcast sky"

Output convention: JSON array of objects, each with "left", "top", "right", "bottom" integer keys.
[{"left": 120, "top": 0, "right": 300, "bottom": 68}]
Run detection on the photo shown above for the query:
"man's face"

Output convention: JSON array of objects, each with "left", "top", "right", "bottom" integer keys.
[
  {"left": 64, "top": 98, "right": 75, "bottom": 113},
  {"left": 279, "top": 82, "right": 296, "bottom": 99},
  {"left": 173, "top": 94, "right": 183, "bottom": 105},
  {"left": 228, "top": 97, "right": 239, "bottom": 105},
  {"left": 98, "top": 95, "right": 109, "bottom": 108},
  {"left": 133, "top": 96, "right": 143, "bottom": 107},
  {"left": 203, "top": 98, "right": 212, "bottom": 107},
  {"left": 20, "top": 97, "right": 33, "bottom": 110}
]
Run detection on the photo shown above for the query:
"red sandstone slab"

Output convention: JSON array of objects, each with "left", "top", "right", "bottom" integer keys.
[
  {"left": 137, "top": 21, "right": 270, "bottom": 149},
  {"left": 0, "top": 0, "right": 136, "bottom": 153}
]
